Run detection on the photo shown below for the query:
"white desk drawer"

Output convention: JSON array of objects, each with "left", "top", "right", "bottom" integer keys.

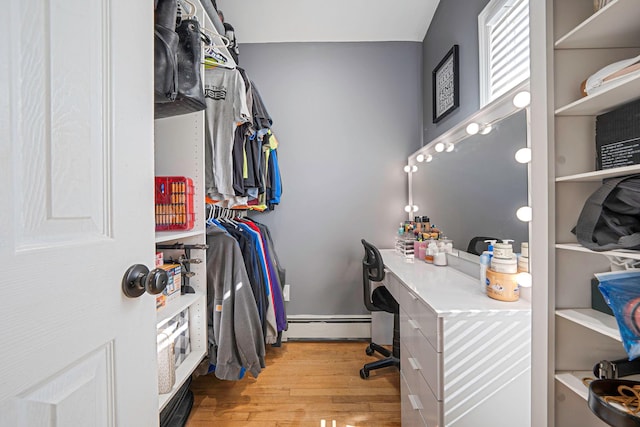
[
  {"left": 401, "top": 370, "right": 441, "bottom": 427},
  {"left": 383, "top": 271, "right": 401, "bottom": 298},
  {"left": 398, "top": 286, "right": 441, "bottom": 352},
  {"left": 401, "top": 314, "right": 442, "bottom": 400},
  {"left": 401, "top": 372, "right": 427, "bottom": 427}
]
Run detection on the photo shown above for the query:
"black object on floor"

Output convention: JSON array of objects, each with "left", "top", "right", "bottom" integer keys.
[{"left": 160, "top": 376, "right": 194, "bottom": 427}]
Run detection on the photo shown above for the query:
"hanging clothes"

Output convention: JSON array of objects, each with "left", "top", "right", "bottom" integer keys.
[
  {"left": 204, "top": 67, "right": 251, "bottom": 208},
  {"left": 204, "top": 225, "right": 266, "bottom": 380},
  {"left": 239, "top": 219, "right": 286, "bottom": 333}
]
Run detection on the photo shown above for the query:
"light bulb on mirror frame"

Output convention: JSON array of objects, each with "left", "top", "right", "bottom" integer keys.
[
  {"left": 412, "top": 205, "right": 419, "bottom": 212},
  {"left": 435, "top": 142, "right": 445, "bottom": 152},
  {"left": 404, "top": 205, "right": 412, "bottom": 213},
  {"left": 416, "top": 154, "right": 425, "bottom": 162},
  {"left": 426, "top": 154, "right": 433, "bottom": 162},
  {"left": 515, "top": 147, "right": 532, "bottom": 164},
  {"left": 516, "top": 206, "right": 532, "bottom": 222},
  {"left": 412, "top": 165, "right": 418, "bottom": 172},
  {"left": 403, "top": 165, "right": 411, "bottom": 173},
  {"left": 517, "top": 272, "right": 532, "bottom": 288},
  {"left": 466, "top": 122, "right": 480, "bottom": 135},
  {"left": 446, "top": 143, "right": 455, "bottom": 152},
  {"left": 513, "top": 91, "right": 531, "bottom": 108},
  {"left": 479, "top": 124, "right": 493, "bottom": 135}
]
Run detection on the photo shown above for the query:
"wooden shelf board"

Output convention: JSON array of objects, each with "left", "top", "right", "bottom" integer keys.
[
  {"left": 555, "top": 0, "right": 640, "bottom": 49},
  {"left": 156, "top": 292, "right": 204, "bottom": 326},
  {"left": 555, "top": 371, "right": 593, "bottom": 401},
  {"left": 556, "top": 308, "right": 621, "bottom": 341},
  {"left": 556, "top": 164, "right": 640, "bottom": 182},
  {"left": 155, "top": 229, "right": 203, "bottom": 243},
  {"left": 555, "top": 243, "right": 640, "bottom": 260},
  {"left": 555, "top": 71, "right": 640, "bottom": 116}
]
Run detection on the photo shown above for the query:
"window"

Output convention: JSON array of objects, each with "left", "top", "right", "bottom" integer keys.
[{"left": 478, "top": 0, "right": 530, "bottom": 107}]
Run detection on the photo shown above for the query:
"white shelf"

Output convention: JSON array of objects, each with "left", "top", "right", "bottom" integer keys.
[
  {"left": 556, "top": 370, "right": 640, "bottom": 404},
  {"left": 555, "top": 371, "right": 593, "bottom": 401},
  {"left": 556, "top": 243, "right": 640, "bottom": 260},
  {"left": 157, "top": 291, "right": 204, "bottom": 326},
  {"left": 555, "top": 70, "right": 640, "bottom": 116},
  {"left": 556, "top": 308, "right": 621, "bottom": 341},
  {"left": 556, "top": 164, "right": 640, "bottom": 182},
  {"left": 158, "top": 348, "right": 206, "bottom": 411},
  {"left": 555, "top": 0, "right": 640, "bottom": 49},
  {"left": 155, "top": 229, "right": 203, "bottom": 243}
]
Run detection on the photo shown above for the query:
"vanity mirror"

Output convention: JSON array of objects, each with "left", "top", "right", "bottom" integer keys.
[{"left": 407, "top": 80, "right": 530, "bottom": 255}]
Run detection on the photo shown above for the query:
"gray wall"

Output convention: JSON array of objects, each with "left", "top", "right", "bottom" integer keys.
[
  {"left": 422, "top": 0, "right": 491, "bottom": 144},
  {"left": 241, "top": 42, "right": 422, "bottom": 316}
]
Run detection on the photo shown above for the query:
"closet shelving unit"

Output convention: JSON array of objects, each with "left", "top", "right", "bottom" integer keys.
[
  {"left": 153, "top": 0, "right": 236, "bottom": 411},
  {"left": 546, "top": 1, "right": 640, "bottom": 425}
]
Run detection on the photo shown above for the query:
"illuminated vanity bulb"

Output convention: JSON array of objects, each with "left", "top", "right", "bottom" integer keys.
[
  {"left": 513, "top": 91, "right": 531, "bottom": 108},
  {"left": 412, "top": 205, "right": 419, "bottom": 212},
  {"left": 412, "top": 165, "right": 418, "bottom": 172},
  {"left": 466, "top": 122, "right": 480, "bottom": 135},
  {"left": 515, "top": 147, "right": 532, "bottom": 164},
  {"left": 516, "top": 206, "right": 532, "bottom": 222},
  {"left": 446, "top": 143, "right": 455, "bottom": 152},
  {"left": 435, "top": 142, "right": 445, "bottom": 152},
  {"left": 404, "top": 165, "right": 411, "bottom": 173},
  {"left": 426, "top": 154, "right": 433, "bottom": 162},
  {"left": 416, "top": 154, "right": 425, "bottom": 162},
  {"left": 404, "top": 205, "right": 412, "bottom": 213},
  {"left": 479, "top": 124, "right": 493, "bottom": 135},
  {"left": 517, "top": 272, "right": 532, "bottom": 288}
]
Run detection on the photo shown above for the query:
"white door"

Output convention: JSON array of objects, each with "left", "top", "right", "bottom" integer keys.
[{"left": 0, "top": 1, "right": 158, "bottom": 426}]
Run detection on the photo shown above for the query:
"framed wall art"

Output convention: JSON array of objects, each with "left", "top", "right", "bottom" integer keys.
[{"left": 432, "top": 45, "right": 460, "bottom": 123}]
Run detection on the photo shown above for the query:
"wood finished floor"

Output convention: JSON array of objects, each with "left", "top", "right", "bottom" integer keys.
[{"left": 186, "top": 341, "right": 401, "bottom": 427}]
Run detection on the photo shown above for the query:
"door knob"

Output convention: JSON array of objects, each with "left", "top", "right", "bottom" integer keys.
[{"left": 122, "top": 264, "right": 168, "bottom": 298}]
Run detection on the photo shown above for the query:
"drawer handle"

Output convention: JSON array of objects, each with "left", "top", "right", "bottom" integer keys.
[
  {"left": 408, "top": 394, "right": 423, "bottom": 410},
  {"left": 408, "top": 319, "right": 420, "bottom": 330},
  {"left": 408, "top": 357, "right": 422, "bottom": 371}
]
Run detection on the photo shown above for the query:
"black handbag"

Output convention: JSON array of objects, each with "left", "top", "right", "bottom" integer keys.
[
  {"left": 573, "top": 174, "right": 640, "bottom": 251},
  {"left": 154, "top": 0, "right": 179, "bottom": 104},
  {"left": 155, "top": 18, "right": 207, "bottom": 119}
]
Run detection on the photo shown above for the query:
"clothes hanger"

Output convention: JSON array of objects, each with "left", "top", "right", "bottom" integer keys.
[
  {"left": 201, "top": 29, "right": 235, "bottom": 70},
  {"left": 201, "top": 28, "right": 230, "bottom": 48},
  {"left": 177, "top": 0, "right": 197, "bottom": 19}
]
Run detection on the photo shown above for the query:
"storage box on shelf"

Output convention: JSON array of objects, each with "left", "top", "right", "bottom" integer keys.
[
  {"left": 155, "top": 176, "right": 195, "bottom": 232},
  {"left": 549, "top": 1, "right": 640, "bottom": 425}
]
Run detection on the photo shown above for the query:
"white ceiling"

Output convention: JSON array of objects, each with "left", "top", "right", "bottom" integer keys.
[{"left": 216, "top": 0, "right": 440, "bottom": 43}]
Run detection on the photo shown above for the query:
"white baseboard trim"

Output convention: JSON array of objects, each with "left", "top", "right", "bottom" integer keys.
[{"left": 282, "top": 315, "right": 371, "bottom": 341}]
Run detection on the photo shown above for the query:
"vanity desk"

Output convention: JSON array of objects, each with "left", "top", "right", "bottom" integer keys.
[{"left": 380, "top": 249, "right": 531, "bottom": 427}]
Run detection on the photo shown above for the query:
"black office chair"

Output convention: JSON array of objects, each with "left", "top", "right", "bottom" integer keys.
[
  {"left": 359, "top": 239, "right": 400, "bottom": 379},
  {"left": 466, "top": 236, "right": 499, "bottom": 256}
]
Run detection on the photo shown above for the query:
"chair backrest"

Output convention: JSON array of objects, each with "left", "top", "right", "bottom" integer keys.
[
  {"left": 466, "top": 236, "right": 498, "bottom": 255},
  {"left": 361, "top": 239, "right": 385, "bottom": 312}
]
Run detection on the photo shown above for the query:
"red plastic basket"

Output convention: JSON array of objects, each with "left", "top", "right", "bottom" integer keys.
[{"left": 155, "top": 176, "right": 195, "bottom": 231}]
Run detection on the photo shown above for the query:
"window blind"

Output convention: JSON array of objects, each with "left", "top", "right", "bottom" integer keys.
[{"left": 481, "top": 0, "right": 530, "bottom": 105}]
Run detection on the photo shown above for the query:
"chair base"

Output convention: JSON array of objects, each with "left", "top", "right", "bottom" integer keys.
[
  {"left": 360, "top": 353, "right": 400, "bottom": 379},
  {"left": 360, "top": 310, "right": 400, "bottom": 379},
  {"left": 366, "top": 342, "right": 391, "bottom": 358}
]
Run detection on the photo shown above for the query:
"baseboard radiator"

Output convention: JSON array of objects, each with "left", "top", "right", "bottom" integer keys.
[{"left": 282, "top": 315, "right": 371, "bottom": 341}]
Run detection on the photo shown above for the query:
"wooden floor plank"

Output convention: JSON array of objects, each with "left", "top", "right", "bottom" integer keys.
[{"left": 186, "top": 341, "right": 401, "bottom": 427}]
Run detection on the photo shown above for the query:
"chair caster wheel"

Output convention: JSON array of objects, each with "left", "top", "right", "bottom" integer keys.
[
  {"left": 360, "top": 368, "right": 369, "bottom": 379},
  {"left": 365, "top": 346, "right": 374, "bottom": 356}
]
